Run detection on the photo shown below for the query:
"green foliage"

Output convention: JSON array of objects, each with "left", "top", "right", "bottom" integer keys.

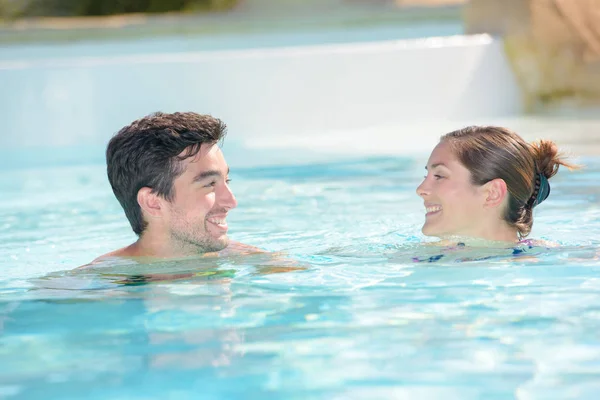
[{"left": 0, "top": 0, "right": 239, "bottom": 18}]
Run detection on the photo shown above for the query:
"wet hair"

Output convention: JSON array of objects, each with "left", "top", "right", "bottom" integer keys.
[
  {"left": 442, "top": 126, "right": 578, "bottom": 238},
  {"left": 106, "top": 112, "right": 227, "bottom": 235}
]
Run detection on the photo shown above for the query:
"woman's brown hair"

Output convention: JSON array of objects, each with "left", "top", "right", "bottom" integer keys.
[{"left": 442, "top": 126, "right": 578, "bottom": 238}]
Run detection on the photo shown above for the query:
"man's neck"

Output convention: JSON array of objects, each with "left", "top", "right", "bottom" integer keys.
[{"left": 132, "top": 234, "right": 192, "bottom": 259}]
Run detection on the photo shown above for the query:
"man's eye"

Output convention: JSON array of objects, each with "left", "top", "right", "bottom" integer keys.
[
  {"left": 204, "top": 181, "right": 217, "bottom": 188},
  {"left": 226, "top": 178, "right": 232, "bottom": 184}
]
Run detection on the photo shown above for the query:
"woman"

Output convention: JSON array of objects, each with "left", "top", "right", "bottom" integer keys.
[{"left": 416, "top": 125, "right": 578, "bottom": 246}]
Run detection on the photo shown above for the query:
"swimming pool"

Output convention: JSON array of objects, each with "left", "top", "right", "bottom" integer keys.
[
  {"left": 2, "top": 6, "right": 600, "bottom": 396},
  {"left": 1, "top": 151, "right": 600, "bottom": 399}
]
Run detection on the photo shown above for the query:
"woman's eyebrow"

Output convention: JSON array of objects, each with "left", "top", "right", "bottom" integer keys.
[{"left": 425, "top": 162, "right": 447, "bottom": 170}]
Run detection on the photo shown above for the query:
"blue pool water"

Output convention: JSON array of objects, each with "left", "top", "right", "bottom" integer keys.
[{"left": 1, "top": 154, "right": 600, "bottom": 399}]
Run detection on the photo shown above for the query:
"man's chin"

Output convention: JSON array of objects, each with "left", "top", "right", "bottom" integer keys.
[{"left": 207, "top": 235, "right": 230, "bottom": 252}]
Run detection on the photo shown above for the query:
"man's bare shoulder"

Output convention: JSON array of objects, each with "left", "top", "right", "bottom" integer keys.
[
  {"left": 77, "top": 246, "right": 136, "bottom": 269},
  {"left": 218, "top": 241, "right": 267, "bottom": 256},
  {"left": 76, "top": 241, "right": 305, "bottom": 281},
  {"left": 221, "top": 242, "right": 307, "bottom": 274},
  {"left": 78, "top": 242, "right": 261, "bottom": 269}
]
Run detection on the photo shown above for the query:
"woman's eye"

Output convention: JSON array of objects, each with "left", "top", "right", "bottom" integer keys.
[{"left": 434, "top": 175, "right": 444, "bottom": 180}]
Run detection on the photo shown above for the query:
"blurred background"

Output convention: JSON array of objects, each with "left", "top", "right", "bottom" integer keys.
[{"left": 0, "top": 0, "right": 598, "bottom": 168}]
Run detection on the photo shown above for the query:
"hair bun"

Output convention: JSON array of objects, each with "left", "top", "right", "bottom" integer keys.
[{"left": 530, "top": 140, "right": 578, "bottom": 178}]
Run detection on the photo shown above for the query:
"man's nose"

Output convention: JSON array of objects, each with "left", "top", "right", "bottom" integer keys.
[{"left": 220, "top": 183, "right": 238, "bottom": 210}]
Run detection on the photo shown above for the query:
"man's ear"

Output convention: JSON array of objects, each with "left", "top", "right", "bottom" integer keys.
[
  {"left": 137, "top": 187, "right": 164, "bottom": 218},
  {"left": 483, "top": 178, "right": 508, "bottom": 208}
]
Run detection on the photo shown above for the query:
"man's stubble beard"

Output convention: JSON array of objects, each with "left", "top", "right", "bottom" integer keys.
[{"left": 169, "top": 212, "right": 229, "bottom": 254}]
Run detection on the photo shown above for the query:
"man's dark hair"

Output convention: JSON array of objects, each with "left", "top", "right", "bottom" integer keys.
[{"left": 106, "top": 111, "right": 227, "bottom": 235}]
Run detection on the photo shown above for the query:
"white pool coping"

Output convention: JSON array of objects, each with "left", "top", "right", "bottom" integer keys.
[{"left": 0, "top": 33, "right": 527, "bottom": 160}]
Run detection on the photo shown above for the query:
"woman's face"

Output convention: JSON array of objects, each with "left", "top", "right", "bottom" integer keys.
[{"left": 416, "top": 140, "right": 488, "bottom": 239}]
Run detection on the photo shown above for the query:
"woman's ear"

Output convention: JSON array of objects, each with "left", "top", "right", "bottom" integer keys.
[
  {"left": 483, "top": 178, "right": 508, "bottom": 208},
  {"left": 137, "top": 187, "right": 163, "bottom": 218}
]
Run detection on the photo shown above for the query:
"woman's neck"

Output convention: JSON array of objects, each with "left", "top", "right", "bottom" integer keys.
[{"left": 439, "top": 223, "right": 519, "bottom": 247}]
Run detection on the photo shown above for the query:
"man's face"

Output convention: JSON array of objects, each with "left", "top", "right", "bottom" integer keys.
[{"left": 164, "top": 143, "right": 237, "bottom": 254}]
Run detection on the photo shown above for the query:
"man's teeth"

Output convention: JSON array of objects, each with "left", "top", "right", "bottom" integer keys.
[
  {"left": 426, "top": 206, "right": 442, "bottom": 213},
  {"left": 209, "top": 218, "right": 226, "bottom": 225}
]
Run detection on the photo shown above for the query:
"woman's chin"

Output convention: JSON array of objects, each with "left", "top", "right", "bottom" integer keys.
[{"left": 421, "top": 223, "right": 441, "bottom": 237}]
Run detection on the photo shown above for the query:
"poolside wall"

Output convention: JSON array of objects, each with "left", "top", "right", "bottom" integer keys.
[{"left": 0, "top": 34, "right": 522, "bottom": 165}]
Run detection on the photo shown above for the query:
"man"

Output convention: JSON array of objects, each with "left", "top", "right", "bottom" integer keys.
[{"left": 91, "top": 111, "right": 253, "bottom": 263}]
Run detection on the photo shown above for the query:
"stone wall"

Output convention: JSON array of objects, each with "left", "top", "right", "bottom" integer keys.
[{"left": 465, "top": 0, "right": 600, "bottom": 110}]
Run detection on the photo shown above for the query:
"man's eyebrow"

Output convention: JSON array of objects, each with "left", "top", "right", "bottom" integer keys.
[
  {"left": 425, "top": 162, "right": 447, "bottom": 170},
  {"left": 192, "top": 167, "right": 230, "bottom": 182},
  {"left": 193, "top": 170, "right": 222, "bottom": 181}
]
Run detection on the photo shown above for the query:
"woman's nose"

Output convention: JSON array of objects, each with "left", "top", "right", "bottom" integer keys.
[{"left": 416, "top": 179, "right": 430, "bottom": 198}]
